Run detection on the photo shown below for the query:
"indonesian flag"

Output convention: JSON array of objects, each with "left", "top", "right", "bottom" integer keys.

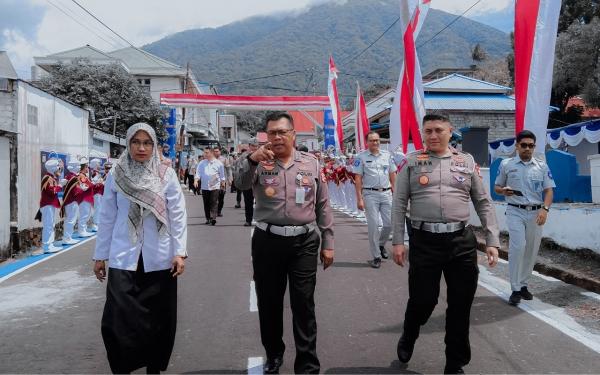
[
  {"left": 327, "top": 56, "right": 344, "bottom": 153},
  {"left": 354, "top": 82, "right": 370, "bottom": 151},
  {"left": 389, "top": 0, "right": 430, "bottom": 153},
  {"left": 514, "top": 0, "right": 561, "bottom": 152}
]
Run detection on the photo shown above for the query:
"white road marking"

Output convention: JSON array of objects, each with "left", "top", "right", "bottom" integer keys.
[
  {"left": 478, "top": 265, "right": 600, "bottom": 354},
  {"left": 0, "top": 236, "right": 96, "bottom": 285},
  {"left": 497, "top": 257, "right": 508, "bottom": 264},
  {"left": 533, "top": 270, "right": 561, "bottom": 282},
  {"left": 247, "top": 356, "right": 264, "bottom": 374},
  {"left": 581, "top": 291, "right": 600, "bottom": 302},
  {"left": 250, "top": 281, "right": 258, "bottom": 312}
]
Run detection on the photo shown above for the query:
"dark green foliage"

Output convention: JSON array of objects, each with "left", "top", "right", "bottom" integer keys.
[{"left": 143, "top": 0, "right": 511, "bottom": 108}]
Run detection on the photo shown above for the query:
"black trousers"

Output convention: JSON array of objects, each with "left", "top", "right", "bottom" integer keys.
[
  {"left": 217, "top": 189, "right": 226, "bottom": 215},
  {"left": 236, "top": 190, "right": 242, "bottom": 204},
  {"left": 252, "top": 228, "right": 321, "bottom": 374},
  {"left": 201, "top": 190, "right": 219, "bottom": 221},
  {"left": 187, "top": 174, "right": 196, "bottom": 194},
  {"left": 403, "top": 226, "right": 479, "bottom": 369},
  {"left": 243, "top": 189, "right": 254, "bottom": 223}
]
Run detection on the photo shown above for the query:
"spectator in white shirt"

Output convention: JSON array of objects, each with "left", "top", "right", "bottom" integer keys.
[
  {"left": 194, "top": 148, "right": 225, "bottom": 225},
  {"left": 93, "top": 122, "right": 187, "bottom": 374}
]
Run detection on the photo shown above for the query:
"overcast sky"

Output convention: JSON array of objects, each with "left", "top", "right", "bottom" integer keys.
[{"left": 1, "top": 0, "right": 513, "bottom": 78}]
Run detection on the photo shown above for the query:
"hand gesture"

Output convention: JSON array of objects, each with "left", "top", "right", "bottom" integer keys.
[
  {"left": 249, "top": 142, "right": 275, "bottom": 163},
  {"left": 536, "top": 209, "right": 548, "bottom": 226},
  {"left": 171, "top": 256, "right": 185, "bottom": 277}
]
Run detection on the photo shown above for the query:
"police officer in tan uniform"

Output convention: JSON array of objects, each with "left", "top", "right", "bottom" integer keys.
[
  {"left": 391, "top": 114, "right": 500, "bottom": 374},
  {"left": 235, "top": 112, "right": 334, "bottom": 374}
]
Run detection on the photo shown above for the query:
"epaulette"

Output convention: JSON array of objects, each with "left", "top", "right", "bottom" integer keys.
[{"left": 299, "top": 151, "right": 317, "bottom": 160}]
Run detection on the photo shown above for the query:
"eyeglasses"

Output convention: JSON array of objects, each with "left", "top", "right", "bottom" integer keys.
[
  {"left": 519, "top": 143, "right": 536, "bottom": 149},
  {"left": 131, "top": 139, "right": 154, "bottom": 148},
  {"left": 367, "top": 139, "right": 380, "bottom": 143},
  {"left": 266, "top": 129, "right": 293, "bottom": 137}
]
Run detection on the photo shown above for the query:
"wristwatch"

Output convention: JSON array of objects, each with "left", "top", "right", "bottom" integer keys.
[{"left": 542, "top": 205, "right": 550, "bottom": 211}]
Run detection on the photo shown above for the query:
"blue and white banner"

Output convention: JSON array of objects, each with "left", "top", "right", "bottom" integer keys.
[{"left": 323, "top": 109, "right": 337, "bottom": 153}]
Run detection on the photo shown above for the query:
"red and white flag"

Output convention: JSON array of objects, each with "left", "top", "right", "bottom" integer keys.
[
  {"left": 514, "top": 0, "right": 561, "bottom": 152},
  {"left": 327, "top": 56, "right": 344, "bottom": 153},
  {"left": 354, "top": 83, "right": 370, "bottom": 152},
  {"left": 389, "top": 0, "right": 430, "bottom": 153}
]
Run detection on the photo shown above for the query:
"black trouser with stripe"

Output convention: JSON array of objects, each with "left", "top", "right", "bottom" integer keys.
[
  {"left": 252, "top": 228, "right": 320, "bottom": 374},
  {"left": 201, "top": 189, "right": 219, "bottom": 221},
  {"left": 217, "top": 189, "right": 226, "bottom": 215},
  {"left": 402, "top": 226, "right": 479, "bottom": 369}
]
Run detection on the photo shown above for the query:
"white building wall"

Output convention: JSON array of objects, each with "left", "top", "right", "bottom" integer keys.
[
  {"left": 0, "top": 137, "right": 10, "bottom": 251},
  {"left": 470, "top": 168, "right": 600, "bottom": 254},
  {"left": 148, "top": 76, "right": 181, "bottom": 103},
  {"left": 567, "top": 140, "right": 599, "bottom": 175},
  {"left": 16, "top": 81, "right": 89, "bottom": 231}
]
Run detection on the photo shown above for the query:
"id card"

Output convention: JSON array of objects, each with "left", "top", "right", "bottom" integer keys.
[{"left": 295, "top": 187, "right": 305, "bottom": 204}]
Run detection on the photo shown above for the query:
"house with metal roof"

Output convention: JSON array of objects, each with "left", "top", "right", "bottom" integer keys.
[{"left": 343, "top": 74, "right": 517, "bottom": 145}]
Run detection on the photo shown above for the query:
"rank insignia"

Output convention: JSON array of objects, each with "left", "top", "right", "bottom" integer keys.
[
  {"left": 416, "top": 154, "right": 429, "bottom": 161},
  {"left": 454, "top": 175, "right": 466, "bottom": 183},
  {"left": 418, "top": 175, "right": 429, "bottom": 185}
]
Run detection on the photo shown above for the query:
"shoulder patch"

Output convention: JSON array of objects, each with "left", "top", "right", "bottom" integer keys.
[
  {"left": 353, "top": 159, "right": 360, "bottom": 167},
  {"left": 548, "top": 170, "right": 553, "bottom": 180}
]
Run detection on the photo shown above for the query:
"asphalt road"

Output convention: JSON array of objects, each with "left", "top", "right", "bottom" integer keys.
[{"left": 1, "top": 190, "right": 599, "bottom": 374}]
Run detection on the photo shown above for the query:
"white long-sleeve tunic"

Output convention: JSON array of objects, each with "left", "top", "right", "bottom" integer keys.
[{"left": 93, "top": 168, "right": 188, "bottom": 272}]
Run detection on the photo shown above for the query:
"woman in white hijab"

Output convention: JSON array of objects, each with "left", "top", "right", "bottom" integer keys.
[{"left": 93, "top": 123, "right": 187, "bottom": 374}]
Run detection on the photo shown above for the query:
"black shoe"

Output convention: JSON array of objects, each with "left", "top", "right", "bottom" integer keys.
[
  {"left": 520, "top": 286, "right": 533, "bottom": 300},
  {"left": 369, "top": 257, "right": 382, "bottom": 268},
  {"left": 397, "top": 334, "right": 415, "bottom": 363},
  {"left": 444, "top": 366, "right": 464, "bottom": 374},
  {"left": 235, "top": 204, "right": 241, "bottom": 208},
  {"left": 218, "top": 213, "right": 223, "bottom": 217},
  {"left": 509, "top": 291, "right": 522, "bottom": 306},
  {"left": 205, "top": 220, "right": 210, "bottom": 225},
  {"left": 244, "top": 222, "right": 252, "bottom": 227},
  {"left": 211, "top": 219, "right": 217, "bottom": 226},
  {"left": 264, "top": 357, "right": 283, "bottom": 374},
  {"left": 379, "top": 246, "right": 389, "bottom": 259}
]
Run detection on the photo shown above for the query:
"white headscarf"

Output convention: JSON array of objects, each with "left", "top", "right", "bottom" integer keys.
[{"left": 113, "top": 123, "right": 169, "bottom": 244}]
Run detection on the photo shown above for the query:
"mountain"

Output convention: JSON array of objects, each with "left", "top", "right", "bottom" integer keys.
[{"left": 144, "top": 0, "right": 511, "bottom": 105}]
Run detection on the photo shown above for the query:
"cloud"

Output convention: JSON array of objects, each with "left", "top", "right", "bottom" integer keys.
[
  {"left": 0, "top": 0, "right": 45, "bottom": 39},
  {"left": 430, "top": 0, "right": 513, "bottom": 17}
]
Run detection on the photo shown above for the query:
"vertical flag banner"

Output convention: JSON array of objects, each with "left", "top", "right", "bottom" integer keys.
[
  {"left": 323, "top": 109, "right": 336, "bottom": 151},
  {"left": 514, "top": 0, "right": 561, "bottom": 152},
  {"left": 327, "top": 56, "right": 344, "bottom": 153},
  {"left": 355, "top": 82, "right": 370, "bottom": 152},
  {"left": 389, "top": 0, "right": 430, "bottom": 153}
]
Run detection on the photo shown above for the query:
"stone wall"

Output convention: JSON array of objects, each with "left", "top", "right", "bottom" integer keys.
[
  {"left": 0, "top": 90, "right": 17, "bottom": 133},
  {"left": 447, "top": 111, "right": 515, "bottom": 141}
]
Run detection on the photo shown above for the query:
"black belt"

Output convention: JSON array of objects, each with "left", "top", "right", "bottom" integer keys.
[
  {"left": 363, "top": 187, "right": 391, "bottom": 192},
  {"left": 508, "top": 203, "right": 542, "bottom": 211}
]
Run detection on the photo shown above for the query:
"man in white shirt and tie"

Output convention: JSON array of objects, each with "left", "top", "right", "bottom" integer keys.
[{"left": 195, "top": 148, "right": 226, "bottom": 225}]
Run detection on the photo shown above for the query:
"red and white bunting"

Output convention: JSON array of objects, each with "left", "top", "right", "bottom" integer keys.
[
  {"left": 327, "top": 56, "right": 345, "bottom": 153},
  {"left": 354, "top": 83, "right": 370, "bottom": 152},
  {"left": 514, "top": 0, "right": 561, "bottom": 152},
  {"left": 389, "top": 0, "right": 430, "bottom": 153},
  {"left": 160, "top": 93, "right": 330, "bottom": 110}
]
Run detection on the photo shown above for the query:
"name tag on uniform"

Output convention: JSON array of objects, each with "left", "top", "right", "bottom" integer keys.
[{"left": 296, "top": 187, "right": 305, "bottom": 204}]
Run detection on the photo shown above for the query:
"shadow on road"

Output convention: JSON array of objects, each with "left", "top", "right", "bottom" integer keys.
[{"left": 325, "top": 360, "right": 420, "bottom": 374}]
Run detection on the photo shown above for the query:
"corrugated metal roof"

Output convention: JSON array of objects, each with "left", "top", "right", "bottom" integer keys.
[
  {"left": 0, "top": 51, "right": 18, "bottom": 79},
  {"left": 424, "top": 93, "right": 515, "bottom": 111},
  {"left": 424, "top": 74, "right": 511, "bottom": 94},
  {"left": 45, "top": 45, "right": 113, "bottom": 60}
]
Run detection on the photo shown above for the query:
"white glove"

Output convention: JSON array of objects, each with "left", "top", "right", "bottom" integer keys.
[{"left": 80, "top": 183, "right": 89, "bottom": 191}]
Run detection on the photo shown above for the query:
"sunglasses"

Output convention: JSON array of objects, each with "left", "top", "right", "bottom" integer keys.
[{"left": 519, "top": 143, "right": 536, "bottom": 149}]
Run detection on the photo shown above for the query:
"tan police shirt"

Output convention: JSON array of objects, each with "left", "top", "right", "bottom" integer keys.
[
  {"left": 391, "top": 148, "right": 500, "bottom": 247},
  {"left": 235, "top": 150, "right": 334, "bottom": 249}
]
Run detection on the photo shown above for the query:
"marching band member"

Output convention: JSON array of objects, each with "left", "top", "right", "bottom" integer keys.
[
  {"left": 61, "top": 159, "right": 82, "bottom": 245},
  {"left": 40, "top": 159, "right": 63, "bottom": 253},
  {"left": 89, "top": 158, "right": 104, "bottom": 232},
  {"left": 77, "top": 158, "right": 95, "bottom": 238}
]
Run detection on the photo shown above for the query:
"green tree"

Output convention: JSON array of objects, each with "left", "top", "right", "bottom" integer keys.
[
  {"left": 552, "top": 18, "right": 600, "bottom": 114},
  {"left": 558, "top": 0, "right": 600, "bottom": 33},
  {"left": 38, "top": 59, "right": 166, "bottom": 139},
  {"left": 471, "top": 43, "right": 487, "bottom": 63}
]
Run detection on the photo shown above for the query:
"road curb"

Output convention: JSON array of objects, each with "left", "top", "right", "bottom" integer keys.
[{"left": 476, "top": 240, "right": 600, "bottom": 294}]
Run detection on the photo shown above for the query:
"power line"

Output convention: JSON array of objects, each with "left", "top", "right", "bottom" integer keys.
[
  {"left": 211, "top": 70, "right": 307, "bottom": 86},
  {"left": 45, "top": 0, "right": 124, "bottom": 49},
  {"left": 341, "top": 17, "right": 400, "bottom": 66},
  {"left": 416, "top": 0, "right": 482, "bottom": 50}
]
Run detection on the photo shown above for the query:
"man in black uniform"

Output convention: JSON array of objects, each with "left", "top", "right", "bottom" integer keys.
[{"left": 235, "top": 112, "right": 334, "bottom": 374}]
